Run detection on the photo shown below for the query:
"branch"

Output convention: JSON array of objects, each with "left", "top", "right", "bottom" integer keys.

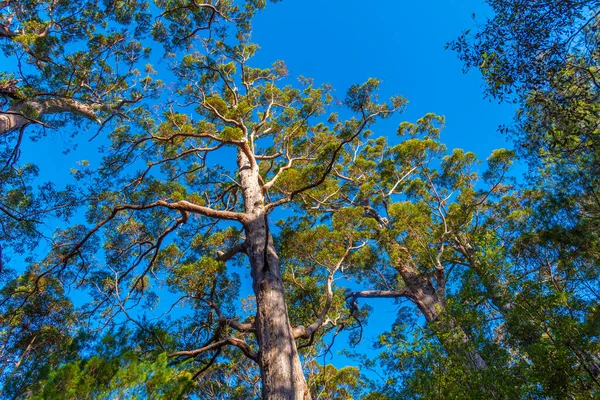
[
  {"left": 0, "top": 23, "right": 18, "bottom": 39},
  {"left": 0, "top": 97, "right": 100, "bottom": 135},
  {"left": 346, "top": 289, "right": 412, "bottom": 301},
  {"left": 294, "top": 243, "right": 365, "bottom": 339},
  {"left": 156, "top": 200, "right": 246, "bottom": 222},
  {"left": 387, "top": 166, "right": 418, "bottom": 196},
  {"left": 221, "top": 318, "right": 255, "bottom": 334},
  {"left": 262, "top": 155, "right": 304, "bottom": 190},
  {"left": 255, "top": 152, "right": 283, "bottom": 160},
  {"left": 13, "top": 198, "right": 240, "bottom": 304},
  {"left": 216, "top": 241, "right": 247, "bottom": 262},
  {"left": 197, "top": 293, "right": 255, "bottom": 334},
  {"left": 265, "top": 111, "right": 382, "bottom": 211},
  {"left": 0, "top": 18, "right": 55, "bottom": 40},
  {"left": 168, "top": 337, "right": 257, "bottom": 362}
]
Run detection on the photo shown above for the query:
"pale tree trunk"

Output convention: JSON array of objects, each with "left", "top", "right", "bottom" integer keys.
[{"left": 238, "top": 150, "right": 311, "bottom": 400}]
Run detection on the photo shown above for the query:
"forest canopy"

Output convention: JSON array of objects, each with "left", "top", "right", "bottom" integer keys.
[{"left": 1, "top": 0, "right": 599, "bottom": 399}]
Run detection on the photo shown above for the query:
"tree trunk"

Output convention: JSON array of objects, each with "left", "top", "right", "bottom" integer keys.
[
  {"left": 389, "top": 241, "right": 487, "bottom": 370},
  {"left": 238, "top": 150, "right": 311, "bottom": 400},
  {"left": 410, "top": 280, "right": 487, "bottom": 371}
]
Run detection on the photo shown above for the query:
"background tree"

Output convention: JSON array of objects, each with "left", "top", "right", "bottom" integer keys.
[
  {"left": 447, "top": 1, "right": 600, "bottom": 397},
  {"left": 450, "top": 0, "right": 600, "bottom": 217},
  {"left": 282, "top": 114, "right": 522, "bottom": 397},
  {"left": 0, "top": 268, "right": 82, "bottom": 398},
  {"left": 450, "top": 0, "right": 599, "bottom": 101},
  {"left": 282, "top": 101, "right": 600, "bottom": 397}
]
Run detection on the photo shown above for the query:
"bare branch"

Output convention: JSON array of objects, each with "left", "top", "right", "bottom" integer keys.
[
  {"left": 168, "top": 337, "right": 257, "bottom": 362},
  {"left": 346, "top": 289, "right": 412, "bottom": 301},
  {"left": 157, "top": 200, "right": 246, "bottom": 222},
  {"left": 216, "top": 241, "right": 247, "bottom": 262}
]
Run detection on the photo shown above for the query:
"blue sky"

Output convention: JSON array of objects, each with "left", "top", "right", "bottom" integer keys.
[{"left": 252, "top": 0, "right": 515, "bottom": 156}]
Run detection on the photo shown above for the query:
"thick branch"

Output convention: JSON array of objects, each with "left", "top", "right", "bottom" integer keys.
[
  {"left": 46, "top": 199, "right": 241, "bottom": 279},
  {"left": 216, "top": 241, "right": 247, "bottom": 262},
  {"left": 0, "top": 98, "right": 100, "bottom": 135},
  {"left": 0, "top": 23, "right": 17, "bottom": 39},
  {"left": 222, "top": 318, "right": 255, "bottom": 334},
  {"left": 157, "top": 200, "right": 246, "bottom": 222}
]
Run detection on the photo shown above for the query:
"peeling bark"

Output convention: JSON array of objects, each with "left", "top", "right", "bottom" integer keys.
[{"left": 238, "top": 149, "right": 311, "bottom": 400}]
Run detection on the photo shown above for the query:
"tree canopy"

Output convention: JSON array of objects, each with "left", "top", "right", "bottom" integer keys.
[{"left": 1, "top": 1, "right": 599, "bottom": 399}]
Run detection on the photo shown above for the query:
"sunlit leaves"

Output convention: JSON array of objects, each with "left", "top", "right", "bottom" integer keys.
[
  {"left": 0, "top": 269, "right": 81, "bottom": 398},
  {"left": 307, "top": 363, "right": 363, "bottom": 399},
  {"left": 32, "top": 351, "right": 194, "bottom": 400}
]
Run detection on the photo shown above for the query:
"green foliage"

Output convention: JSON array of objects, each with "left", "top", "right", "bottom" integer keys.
[
  {"left": 449, "top": 0, "right": 598, "bottom": 100},
  {"left": 307, "top": 363, "right": 363, "bottom": 399},
  {"left": 446, "top": 3, "right": 600, "bottom": 397},
  {"left": 0, "top": 269, "right": 83, "bottom": 398},
  {"left": 3, "top": 0, "right": 600, "bottom": 398},
  {"left": 33, "top": 352, "right": 194, "bottom": 400}
]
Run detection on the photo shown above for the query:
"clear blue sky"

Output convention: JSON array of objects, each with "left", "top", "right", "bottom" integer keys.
[{"left": 252, "top": 0, "right": 515, "bottom": 155}]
